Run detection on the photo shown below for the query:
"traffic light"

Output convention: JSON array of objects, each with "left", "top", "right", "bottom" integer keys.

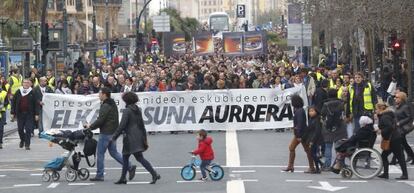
[
  {"left": 391, "top": 40, "right": 402, "bottom": 56},
  {"left": 110, "top": 41, "right": 117, "bottom": 55}
]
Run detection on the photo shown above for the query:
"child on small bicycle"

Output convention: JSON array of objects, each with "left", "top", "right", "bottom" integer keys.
[{"left": 192, "top": 129, "right": 215, "bottom": 181}]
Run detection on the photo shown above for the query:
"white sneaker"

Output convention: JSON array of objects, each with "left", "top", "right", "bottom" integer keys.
[{"left": 199, "top": 177, "right": 208, "bottom": 182}]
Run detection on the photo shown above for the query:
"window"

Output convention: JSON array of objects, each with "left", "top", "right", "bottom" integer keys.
[{"left": 47, "top": 0, "right": 55, "bottom": 9}]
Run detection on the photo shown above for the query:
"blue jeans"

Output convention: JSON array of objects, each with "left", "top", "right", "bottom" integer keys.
[
  {"left": 0, "top": 111, "right": 5, "bottom": 144},
  {"left": 96, "top": 134, "right": 131, "bottom": 179},
  {"left": 200, "top": 160, "right": 212, "bottom": 178},
  {"left": 311, "top": 144, "right": 322, "bottom": 171},
  {"left": 324, "top": 143, "right": 333, "bottom": 168}
]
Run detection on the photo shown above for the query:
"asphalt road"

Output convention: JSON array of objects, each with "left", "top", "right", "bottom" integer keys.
[{"left": 0, "top": 130, "right": 413, "bottom": 193}]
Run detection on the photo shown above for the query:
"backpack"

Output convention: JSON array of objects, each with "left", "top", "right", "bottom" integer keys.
[{"left": 322, "top": 101, "right": 344, "bottom": 132}]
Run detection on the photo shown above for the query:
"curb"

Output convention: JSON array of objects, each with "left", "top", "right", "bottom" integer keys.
[{"left": 4, "top": 128, "right": 18, "bottom": 137}]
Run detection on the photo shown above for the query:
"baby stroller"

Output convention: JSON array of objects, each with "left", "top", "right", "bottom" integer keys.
[{"left": 40, "top": 129, "right": 95, "bottom": 182}]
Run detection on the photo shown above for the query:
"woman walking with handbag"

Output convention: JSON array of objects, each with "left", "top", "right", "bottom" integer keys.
[
  {"left": 111, "top": 92, "right": 160, "bottom": 184},
  {"left": 282, "top": 94, "right": 315, "bottom": 173},
  {"left": 375, "top": 102, "right": 408, "bottom": 180}
]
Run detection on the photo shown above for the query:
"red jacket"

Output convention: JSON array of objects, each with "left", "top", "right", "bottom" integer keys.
[{"left": 192, "top": 136, "right": 214, "bottom": 160}]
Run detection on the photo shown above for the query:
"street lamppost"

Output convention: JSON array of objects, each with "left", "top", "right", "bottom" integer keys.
[
  {"left": 62, "top": 0, "right": 68, "bottom": 65},
  {"left": 105, "top": 0, "right": 109, "bottom": 60},
  {"left": 30, "top": 21, "right": 41, "bottom": 68},
  {"left": 92, "top": 0, "right": 97, "bottom": 65},
  {"left": 135, "top": 0, "right": 152, "bottom": 47}
]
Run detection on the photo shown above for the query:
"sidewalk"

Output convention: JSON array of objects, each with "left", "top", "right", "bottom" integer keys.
[{"left": 3, "top": 111, "right": 18, "bottom": 137}]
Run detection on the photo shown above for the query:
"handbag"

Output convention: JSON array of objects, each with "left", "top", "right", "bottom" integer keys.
[
  {"left": 380, "top": 140, "right": 390, "bottom": 151},
  {"left": 83, "top": 137, "right": 97, "bottom": 167}
]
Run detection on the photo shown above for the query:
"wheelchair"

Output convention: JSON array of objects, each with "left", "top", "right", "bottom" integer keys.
[{"left": 334, "top": 138, "right": 383, "bottom": 179}]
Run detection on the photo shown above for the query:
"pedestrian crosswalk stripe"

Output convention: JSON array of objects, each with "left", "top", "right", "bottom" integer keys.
[
  {"left": 47, "top": 183, "right": 59, "bottom": 188},
  {"left": 13, "top": 184, "right": 42, "bottom": 187}
]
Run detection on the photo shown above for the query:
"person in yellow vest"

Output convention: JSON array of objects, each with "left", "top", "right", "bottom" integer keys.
[
  {"left": 9, "top": 69, "right": 23, "bottom": 96},
  {"left": 0, "top": 81, "right": 8, "bottom": 149},
  {"left": 328, "top": 70, "right": 342, "bottom": 89},
  {"left": 349, "top": 72, "right": 377, "bottom": 132},
  {"left": 46, "top": 69, "right": 56, "bottom": 90},
  {"left": 337, "top": 73, "right": 351, "bottom": 99},
  {"left": 66, "top": 68, "right": 74, "bottom": 86}
]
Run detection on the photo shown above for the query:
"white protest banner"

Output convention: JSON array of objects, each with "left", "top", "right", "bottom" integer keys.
[{"left": 42, "top": 86, "right": 308, "bottom": 131}]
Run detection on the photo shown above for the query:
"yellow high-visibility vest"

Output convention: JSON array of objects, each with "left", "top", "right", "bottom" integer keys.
[
  {"left": 0, "top": 90, "right": 7, "bottom": 114},
  {"left": 316, "top": 72, "right": 325, "bottom": 81},
  {"left": 337, "top": 85, "right": 350, "bottom": 99},
  {"left": 10, "top": 75, "right": 22, "bottom": 95},
  {"left": 67, "top": 76, "right": 73, "bottom": 85},
  {"left": 48, "top": 77, "right": 56, "bottom": 90},
  {"left": 349, "top": 83, "right": 374, "bottom": 113}
]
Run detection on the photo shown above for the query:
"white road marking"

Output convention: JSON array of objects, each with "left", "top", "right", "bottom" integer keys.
[
  {"left": 13, "top": 184, "right": 42, "bottom": 187},
  {"left": 240, "top": 179, "right": 258, "bottom": 182},
  {"left": 0, "top": 175, "right": 6, "bottom": 177},
  {"left": 127, "top": 181, "right": 150, "bottom": 184},
  {"left": 68, "top": 183, "right": 95, "bottom": 186},
  {"left": 308, "top": 181, "right": 347, "bottom": 192},
  {"left": 397, "top": 181, "right": 414, "bottom": 187},
  {"left": 89, "top": 172, "right": 106, "bottom": 175},
  {"left": 227, "top": 180, "right": 245, "bottom": 193},
  {"left": 231, "top": 170, "right": 256, "bottom": 173},
  {"left": 47, "top": 183, "right": 59, "bottom": 189},
  {"left": 30, "top": 174, "right": 42, "bottom": 176},
  {"left": 389, "top": 165, "right": 402, "bottom": 174},
  {"left": 281, "top": 170, "right": 305, "bottom": 173},
  {"left": 340, "top": 180, "right": 367, "bottom": 183},
  {"left": 176, "top": 180, "right": 205, "bottom": 183},
  {"left": 286, "top": 179, "right": 312, "bottom": 183},
  {"left": 226, "top": 129, "right": 240, "bottom": 167}
]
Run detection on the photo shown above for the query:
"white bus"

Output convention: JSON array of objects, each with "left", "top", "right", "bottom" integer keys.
[{"left": 209, "top": 12, "right": 230, "bottom": 33}]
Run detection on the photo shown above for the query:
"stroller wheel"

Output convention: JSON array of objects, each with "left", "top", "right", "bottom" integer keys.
[
  {"left": 42, "top": 171, "right": 51, "bottom": 182},
  {"left": 78, "top": 168, "right": 90, "bottom": 181},
  {"left": 65, "top": 169, "right": 77, "bottom": 182},
  {"left": 341, "top": 167, "right": 353, "bottom": 179},
  {"left": 52, "top": 171, "right": 60, "bottom": 181}
]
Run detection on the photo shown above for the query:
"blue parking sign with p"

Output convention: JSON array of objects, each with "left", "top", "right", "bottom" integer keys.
[{"left": 237, "top": 5, "right": 245, "bottom": 18}]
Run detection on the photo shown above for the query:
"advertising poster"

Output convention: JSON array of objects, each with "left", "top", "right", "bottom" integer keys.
[
  {"left": 223, "top": 32, "right": 243, "bottom": 55},
  {"left": 164, "top": 33, "right": 186, "bottom": 57},
  {"left": 194, "top": 32, "right": 214, "bottom": 55},
  {"left": 243, "top": 31, "right": 266, "bottom": 54}
]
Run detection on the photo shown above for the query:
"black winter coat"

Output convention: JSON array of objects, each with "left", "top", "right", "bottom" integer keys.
[
  {"left": 313, "top": 88, "right": 328, "bottom": 112},
  {"left": 11, "top": 89, "right": 39, "bottom": 117},
  {"left": 293, "top": 108, "right": 307, "bottom": 138},
  {"left": 90, "top": 98, "right": 119, "bottom": 135},
  {"left": 395, "top": 102, "right": 414, "bottom": 135},
  {"left": 112, "top": 104, "right": 148, "bottom": 155},
  {"left": 378, "top": 110, "right": 401, "bottom": 141},
  {"left": 303, "top": 116, "right": 323, "bottom": 145},
  {"left": 321, "top": 98, "right": 347, "bottom": 143}
]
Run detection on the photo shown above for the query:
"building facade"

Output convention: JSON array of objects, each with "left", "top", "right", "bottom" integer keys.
[{"left": 46, "top": 0, "right": 122, "bottom": 43}]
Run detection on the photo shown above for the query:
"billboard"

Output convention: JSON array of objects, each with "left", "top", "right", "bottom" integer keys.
[
  {"left": 223, "top": 32, "right": 243, "bottom": 55},
  {"left": 164, "top": 33, "right": 186, "bottom": 57},
  {"left": 244, "top": 31, "right": 267, "bottom": 54},
  {"left": 193, "top": 32, "right": 214, "bottom": 55}
]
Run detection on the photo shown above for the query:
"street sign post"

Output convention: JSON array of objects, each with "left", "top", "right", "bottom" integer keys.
[
  {"left": 236, "top": 5, "right": 246, "bottom": 18},
  {"left": 152, "top": 12, "right": 170, "bottom": 32},
  {"left": 287, "top": 24, "right": 312, "bottom": 47},
  {"left": 11, "top": 37, "right": 33, "bottom": 52},
  {"left": 83, "top": 42, "right": 98, "bottom": 52}
]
